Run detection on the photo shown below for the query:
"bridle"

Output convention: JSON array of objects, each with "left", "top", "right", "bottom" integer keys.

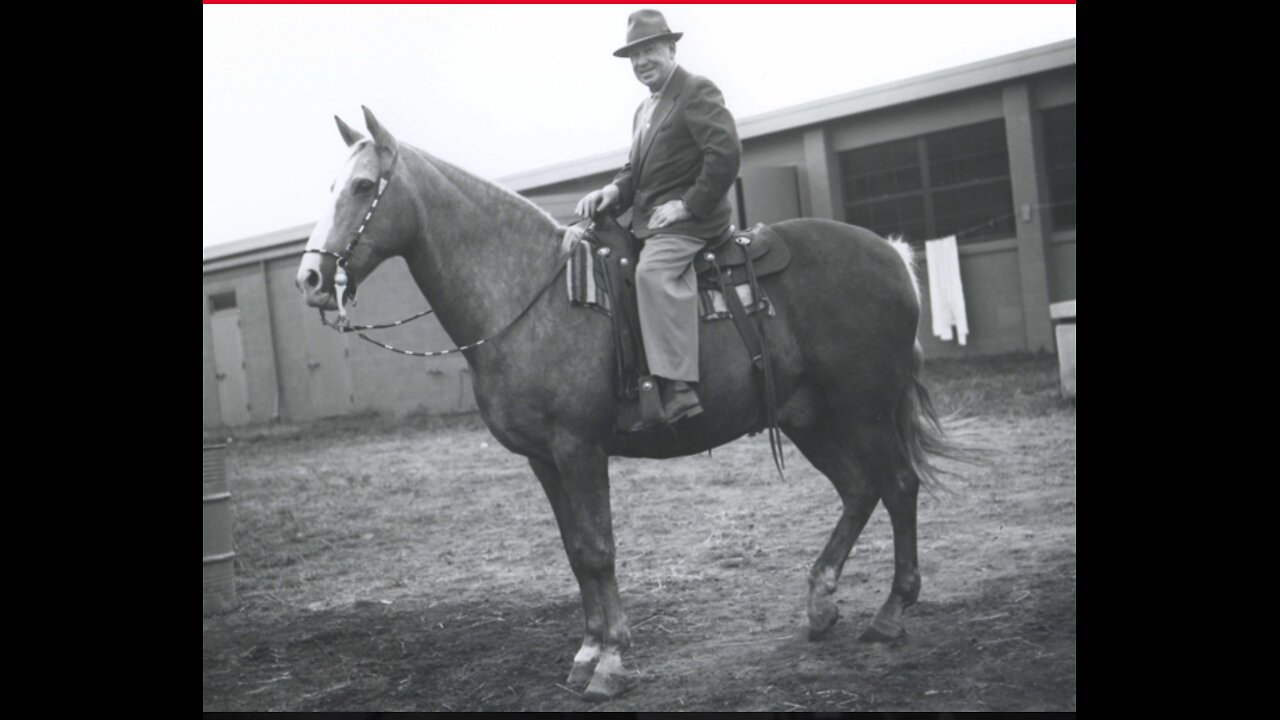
[
  {"left": 305, "top": 143, "right": 582, "bottom": 358},
  {"left": 304, "top": 143, "right": 401, "bottom": 327}
]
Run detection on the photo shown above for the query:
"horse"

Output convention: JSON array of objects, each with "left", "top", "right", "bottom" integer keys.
[{"left": 296, "top": 107, "right": 960, "bottom": 700}]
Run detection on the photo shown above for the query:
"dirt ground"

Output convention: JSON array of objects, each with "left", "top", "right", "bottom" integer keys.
[{"left": 202, "top": 354, "right": 1075, "bottom": 711}]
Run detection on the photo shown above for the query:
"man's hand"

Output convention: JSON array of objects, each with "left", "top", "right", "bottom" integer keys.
[
  {"left": 575, "top": 184, "right": 620, "bottom": 218},
  {"left": 647, "top": 198, "right": 693, "bottom": 230}
]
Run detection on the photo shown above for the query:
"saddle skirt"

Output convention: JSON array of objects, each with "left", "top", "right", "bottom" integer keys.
[{"left": 567, "top": 221, "right": 789, "bottom": 321}]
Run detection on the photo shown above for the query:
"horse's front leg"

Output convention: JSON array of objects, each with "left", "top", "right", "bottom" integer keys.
[{"left": 528, "top": 446, "right": 632, "bottom": 700}]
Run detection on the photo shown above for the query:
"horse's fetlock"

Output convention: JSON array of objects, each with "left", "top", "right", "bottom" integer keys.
[
  {"left": 573, "top": 639, "right": 603, "bottom": 665},
  {"left": 609, "top": 627, "right": 632, "bottom": 652},
  {"left": 896, "top": 572, "right": 921, "bottom": 604},
  {"left": 808, "top": 566, "right": 838, "bottom": 595}
]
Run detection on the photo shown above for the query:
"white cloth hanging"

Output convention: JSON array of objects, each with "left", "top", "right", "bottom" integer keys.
[{"left": 925, "top": 235, "right": 969, "bottom": 346}]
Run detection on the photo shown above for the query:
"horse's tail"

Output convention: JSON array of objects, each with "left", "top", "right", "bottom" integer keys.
[
  {"left": 885, "top": 234, "right": 921, "bottom": 307},
  {"left": 886, "top": 235, "right": 982, "bottom": 495},
  {"left": 890, "top": 340, "right": 967, "bottom": 491}
]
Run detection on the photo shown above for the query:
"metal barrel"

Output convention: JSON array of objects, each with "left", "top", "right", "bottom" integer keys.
[{"left": 203, "top": 444, "right": 237, "bottom": 616}]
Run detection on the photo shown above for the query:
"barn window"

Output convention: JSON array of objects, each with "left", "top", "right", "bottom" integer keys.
[
  {"left": 209, "top": 290, "right": 237, "bottom": 312},
  {"left": 840, "top": 119, "right": 1015, "bottom": 246},
  {"left": 1042, "top": 104, "right": 1076, "bottom": 232}
]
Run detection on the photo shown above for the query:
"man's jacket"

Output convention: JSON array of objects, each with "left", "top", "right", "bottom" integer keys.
[{"left": 611, "top": 65, "right": 742, "bottom": 241}]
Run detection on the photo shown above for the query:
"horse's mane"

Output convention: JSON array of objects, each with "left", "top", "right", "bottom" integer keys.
[{"left": 402, "top": 143, "right": 566, "bottom": 237}]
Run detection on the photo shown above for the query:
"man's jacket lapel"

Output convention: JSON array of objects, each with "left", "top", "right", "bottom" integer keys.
[{"left": 633, "top": 66, "right": 688, "bottom": 185}]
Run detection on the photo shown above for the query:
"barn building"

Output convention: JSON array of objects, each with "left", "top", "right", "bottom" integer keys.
[{"left": 203, "top": 39, "right": 1075, "bottom": 429}]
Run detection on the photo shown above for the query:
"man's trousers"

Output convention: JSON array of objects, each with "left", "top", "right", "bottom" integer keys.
[{"left": 635, "top": 233, "right": 705, "bottom": 382}]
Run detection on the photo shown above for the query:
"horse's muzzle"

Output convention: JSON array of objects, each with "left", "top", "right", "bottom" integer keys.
[{"left": 297, "top": 253, "right": 342, "bottom": 310}]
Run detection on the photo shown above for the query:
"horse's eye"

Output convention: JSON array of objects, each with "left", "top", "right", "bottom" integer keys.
[{"left": 354, "top": 178, "right": 375, "bottom": 194}]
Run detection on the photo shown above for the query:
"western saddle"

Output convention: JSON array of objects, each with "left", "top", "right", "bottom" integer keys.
[{"left": 577, "top": 214, "right": 791, "bottom": 475}]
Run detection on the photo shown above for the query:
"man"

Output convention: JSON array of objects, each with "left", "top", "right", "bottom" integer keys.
[{"left": 575, "top": 8, "right": 742, "bottom": 429}]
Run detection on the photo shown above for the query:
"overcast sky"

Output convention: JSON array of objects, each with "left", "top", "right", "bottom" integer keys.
[{"left": 203, "top": 4, "right": 1076, "bottom": 249}]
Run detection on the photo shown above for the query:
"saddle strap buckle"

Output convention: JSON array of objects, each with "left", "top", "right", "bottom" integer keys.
[{"left": 637, "top": 375, "right": 664, "bottom": 423}]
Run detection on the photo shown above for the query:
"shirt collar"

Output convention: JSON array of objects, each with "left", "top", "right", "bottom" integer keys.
[{"left": 651, "top": 64, "right": 679, "bottom": 99}]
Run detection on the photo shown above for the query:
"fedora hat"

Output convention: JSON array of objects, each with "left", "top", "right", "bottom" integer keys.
[{"left": 612, "top": 9, "right": 683, "bottom": 58}]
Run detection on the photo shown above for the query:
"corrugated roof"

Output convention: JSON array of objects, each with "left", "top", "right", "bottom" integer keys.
[
  {"left": 204, "top": 38, "right": 1074, "bottom": 270},
  {"left": 204, "top": 222, "right": 314, "bottom": 267},
  {"left": 500, "top": 39, "right": 1074, "bottom": 192}
]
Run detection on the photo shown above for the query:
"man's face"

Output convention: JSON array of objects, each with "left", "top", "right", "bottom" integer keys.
[{"left": 629, "top": 39, "right": 676, "bottom": 91}]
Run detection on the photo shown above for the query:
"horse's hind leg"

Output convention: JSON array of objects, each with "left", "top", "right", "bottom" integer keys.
[
  {"left": 860, "top": 453, "right": 921, "bottom": 642},
  {"left": 837, "top": 420, "right": 923, "bottom": 643},
  {"left": 784, "top": 423, "right": 881, "bottom": 640}
]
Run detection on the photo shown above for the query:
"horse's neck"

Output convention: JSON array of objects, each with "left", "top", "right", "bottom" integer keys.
[{"left": 401, "top": 149, "right": 564, "bottom": 346}]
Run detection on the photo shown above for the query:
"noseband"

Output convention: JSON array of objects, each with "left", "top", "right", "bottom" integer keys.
[{"left": 305, "top": 145, "right": 400, "bottom": 324}]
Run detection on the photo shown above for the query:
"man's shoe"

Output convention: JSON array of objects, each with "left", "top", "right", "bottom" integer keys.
[
  {"left": 627, "top": 412, "right": 665, "bottom": 433},
  {"left": 662, "top": 380, "right": 703, "bottom": 424},
  {"left": 624, "top": 380, "right": 702, "bottom": 432}
]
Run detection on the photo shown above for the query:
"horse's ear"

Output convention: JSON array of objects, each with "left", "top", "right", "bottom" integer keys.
[
  {"left": 335, "top": 115, "right": 365, "bottom": 147},
  {"left": 362, "top": 106, "right": 399, "bottom": 170}
]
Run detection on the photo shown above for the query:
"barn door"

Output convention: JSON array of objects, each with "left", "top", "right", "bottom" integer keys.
[{"left": 209, "top": 293, "right": 251, "bottom": 426}]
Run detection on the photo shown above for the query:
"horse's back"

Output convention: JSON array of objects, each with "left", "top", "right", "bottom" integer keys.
[
  {"left": 761, "top": 218, "right": 921, "bottom": 408},
  {"left": 772, "top": 217, "right": 914, "bottom": 283},
  {"left": 767, "top": 218, "right": 920, "bottom": 327}
]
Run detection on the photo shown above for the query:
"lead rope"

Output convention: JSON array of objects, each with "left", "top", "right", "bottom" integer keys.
[
  {"left": 321, "top": 250, "right": 572, "bottom": 357},
  {"left": 320, "top": 308, "right": 434, "bottom": 333}
]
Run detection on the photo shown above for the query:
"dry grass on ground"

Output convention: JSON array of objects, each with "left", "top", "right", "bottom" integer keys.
[{"left": 203, "top": 353, "right": 1075, "bottom": 711}]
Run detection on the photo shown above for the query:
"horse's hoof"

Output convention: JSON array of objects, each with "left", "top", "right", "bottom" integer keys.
[
  {"left": 582, "top": 651, "right": 632, "bottom": 701},
  {"left": 566, "top": 661, "right": 595, "bottom": 688},
  {"left": 858, "top": 617, "right": 906, "bottom": 643},
  {"left": 582, "top": 670, "right": 632, "bottom": 701},
  {"left": 807, "top": 603, "right": 840, "bottom": 640}
]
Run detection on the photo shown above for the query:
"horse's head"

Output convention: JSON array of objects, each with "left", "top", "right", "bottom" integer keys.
[{"left": 296, "top": 107, "right": 411, "bottom": 314}]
